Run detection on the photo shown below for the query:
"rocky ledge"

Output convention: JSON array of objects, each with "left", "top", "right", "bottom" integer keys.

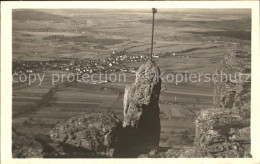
[
  {"left": 12, "top": 130, "right": 44, "bottom": 158},
  {"left": 181, "top": 49, "right": 251, "bottom": 158},
  {"left": 192, "top": 108, "right": 251, "bottom": 157},
  {"left": 49, "top": 113, "right": 122, "bottom": 157}
]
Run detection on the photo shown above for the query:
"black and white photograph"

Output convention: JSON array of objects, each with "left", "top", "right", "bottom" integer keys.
[{"left": 1, "top": 1, "right": 260, "bottom": 162}]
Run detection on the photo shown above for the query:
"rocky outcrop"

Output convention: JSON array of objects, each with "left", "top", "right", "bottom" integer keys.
[
  {"left": 49, "top": 113, "right": 122, "bottom": 157},
  {"left": 187, "top": 49, "right": 251, "bottom": 158},
  {"left": 213, "top": 49, "right": 251, "bottom": 117},
  {"left": 138, "top": 146, "right": 195, "bottom": 158},
  {"left": 193, "top": 108, "right": 250, "bottom": 157},
  {"left": 123, "top": 60, "right": 161, "bottom": 149},
  {"left": 12, "top": 130, "right": 44, "bottom": 158}
]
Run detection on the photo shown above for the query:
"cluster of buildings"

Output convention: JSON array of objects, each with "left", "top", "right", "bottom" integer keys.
[
  {"left": 12, "top": 58, "right": 118, "bottom": 75},
  {"left": 162, "top": 51, "right": 189, "bottom": 59},
  {"left": 12, "top": 50, "right": 158, "bottom": 75},
  {"left": 205, "top": 40, "right": 239, "bottom": 45},
  {"left": 111, "top": 50, "right": 153, "bottom": 63},
  {"left": 12, "top": 59, "right": 74, "bottom": 74}
]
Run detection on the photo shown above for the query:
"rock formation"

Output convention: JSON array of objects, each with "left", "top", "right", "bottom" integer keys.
[
  {"left": 49, "top": 113, "right": 122, "bottom": 157},
  {"left": 122, "top": 60, "right": 161, "bottom": 149},
  {"left": 183, "top": 49, "right": 251, "bottom": 158},
  {"left": 12, "top": 130, "right": 44, "bottom": 158},
  {"left": 193, "top": 108, "right": 251, "bottom": 157},
  {"left": 213, "top": 49, "right": 251, "bottom": 117}
]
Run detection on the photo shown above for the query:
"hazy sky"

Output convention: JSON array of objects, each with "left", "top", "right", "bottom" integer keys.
[{"left": 31, "top": 8, "right": 251, "bottom": 16}]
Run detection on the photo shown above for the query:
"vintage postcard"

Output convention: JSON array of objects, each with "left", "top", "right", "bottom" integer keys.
[{"left": 1, "top": 1, "right": 260, "bottom": 164}]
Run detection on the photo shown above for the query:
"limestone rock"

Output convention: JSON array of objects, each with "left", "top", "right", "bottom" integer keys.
[
  {"left": 49, "top": 113, "right": 122, "bottom": 157},
  {"left": 12, "top": 130, "right": 43, "bottom": 158},
  {"left": 193, "top": 49, "right": 251, "bottom": 158},
  {"left": 193, "top": 108, "right": 250, "bottom": 157},
  {"left": 122, "top": 60, "right": 161, "bottom": 148},
  {"left": 213, "top": 49, "right": 251, "bottom": 116},
  {"left": 138, "top": 146, "right": 199, "bottom": 158},
  {"left": 234, "top": 82, "right": 251, "bottom": 118}
]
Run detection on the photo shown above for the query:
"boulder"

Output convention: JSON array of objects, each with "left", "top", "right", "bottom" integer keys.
[
  {"left": 49, "top": 113, "right": 122, "bottom": 157},
  {"left": 12, "top": 130, "right": 43, "bottom": 158}
]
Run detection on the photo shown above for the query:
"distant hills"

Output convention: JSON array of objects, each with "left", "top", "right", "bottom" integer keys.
[
  {"left": 13, "top": 10, "right": 70, "bottom": 22},
  {"left": 140, "top": 18, "right": 251, "bottom": 31}
]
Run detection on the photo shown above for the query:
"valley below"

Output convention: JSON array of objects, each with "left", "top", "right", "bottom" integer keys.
[{"left": 12, "top": 9, "right": 251, "bottom": 158}]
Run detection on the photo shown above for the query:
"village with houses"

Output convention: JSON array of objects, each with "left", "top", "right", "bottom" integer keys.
[{"left": 12, "top": 50, "right": 163, "bottom": 76}]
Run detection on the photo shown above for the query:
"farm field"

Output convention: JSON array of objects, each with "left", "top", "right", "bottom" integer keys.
[{"left": 12, "top": 9, "right": 251, "bottom": 152}]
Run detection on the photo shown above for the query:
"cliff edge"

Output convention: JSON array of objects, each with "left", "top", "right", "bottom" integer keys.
[{"left": 182, "top": 49, "right": 251, "bottom": 158}]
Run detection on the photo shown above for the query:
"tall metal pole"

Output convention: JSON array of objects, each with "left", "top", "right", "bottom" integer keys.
[{"left": 150, "top": 8, "right": 157, "bottom": 61}]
